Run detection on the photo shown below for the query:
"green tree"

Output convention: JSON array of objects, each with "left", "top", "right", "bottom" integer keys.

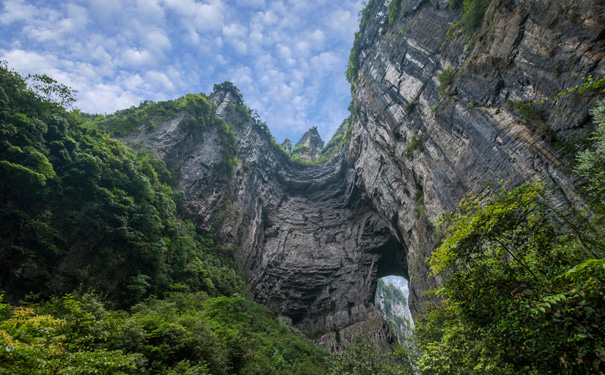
[{"left": 417, "top": 181, "right": 604, "bottom": 374}]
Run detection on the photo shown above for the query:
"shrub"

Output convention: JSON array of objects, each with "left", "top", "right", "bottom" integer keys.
[{"left": 438, "top": 67, "right": 457, "bottom": 98}]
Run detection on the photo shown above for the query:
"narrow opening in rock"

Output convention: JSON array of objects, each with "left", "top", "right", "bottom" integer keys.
[{"left": 375, "top": 276, "right": 414, "bottom": 344}]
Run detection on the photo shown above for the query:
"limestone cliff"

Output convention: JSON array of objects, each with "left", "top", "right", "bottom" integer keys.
[
  {"left": 292, "top": 127, "right": 324, "bottom": 161},
  {"left": 345, "top": 0, "right": 604, "bottom": 315},
  {"left": 120, "top": 0, "right": 604, "bottom": 352},
  {"left": 375, "top": 279, "right": 414, "bottom": 344}
]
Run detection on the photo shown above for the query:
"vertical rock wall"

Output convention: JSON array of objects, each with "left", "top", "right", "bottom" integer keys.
[
  {"left": 346, "top": 0, "right": 604, "bottom": 314},
  {"left": 123, "top": 0, "right": 605, "bottom": 352}
]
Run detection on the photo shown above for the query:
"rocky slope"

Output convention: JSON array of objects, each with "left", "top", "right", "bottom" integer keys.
[{"left": 121, "top": 0, "right": 605, "bottom": 352}]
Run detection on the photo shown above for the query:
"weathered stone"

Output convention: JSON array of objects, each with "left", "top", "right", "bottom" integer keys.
[
  {"left": 292, "top": 127, "right": 325, "bottom": 161},
  {"left": 122, "top": 0, "right": 604, "bottom": 352}
]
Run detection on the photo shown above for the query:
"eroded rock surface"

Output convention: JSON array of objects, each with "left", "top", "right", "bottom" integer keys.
[
  {"left": 292, "top": 127, "right": 325, "bottom": 161},
  {"left": 124, "top": 0, "right": 604, "bottom": 352}
]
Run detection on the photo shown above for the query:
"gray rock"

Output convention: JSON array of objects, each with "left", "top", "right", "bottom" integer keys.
[
  {"left": 121, "top": 0, "right": 604, "bottom": 352},
  {"left": 292, "top": 127, "right": 325, "bottom": 161}
]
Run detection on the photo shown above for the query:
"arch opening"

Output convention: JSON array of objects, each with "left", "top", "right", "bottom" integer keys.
[{"left": 375, "top": 275, "right": 415, "bottom": 345}]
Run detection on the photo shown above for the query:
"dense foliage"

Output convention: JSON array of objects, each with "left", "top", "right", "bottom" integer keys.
[
  {"left": 330, "top": 335, "right": 415, "bottom": 375},
  {"left": 0, "top": 63, "right": 242, "bottom": 306},
  {"left": 0, "top": 293, "right": 328, "bottom": 374},
  {"left": 0, "top": 64, "right": 330, "bottom": 374},
  {"left": 416, "top": 176, "right": 604, "bottom": 373}
]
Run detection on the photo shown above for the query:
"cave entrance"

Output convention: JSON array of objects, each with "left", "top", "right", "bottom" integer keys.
[{"left": 372, "top": 236, "right": 415, "bottom": 342}]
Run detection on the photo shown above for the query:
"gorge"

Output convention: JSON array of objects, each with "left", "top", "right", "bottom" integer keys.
[
  {"left": 1, "top": 0, "right": 604, "bottom": 373},
  {"left": 117, "top": 0, "right": 605, "bottom": 351}
]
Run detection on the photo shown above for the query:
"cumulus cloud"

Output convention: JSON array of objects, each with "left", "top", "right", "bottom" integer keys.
[
  {"left": 0, "top": 0, "right": 365, "bottom": 143},
  {"left": 0, "top": 0, "right": 37, "bottom": 25}
]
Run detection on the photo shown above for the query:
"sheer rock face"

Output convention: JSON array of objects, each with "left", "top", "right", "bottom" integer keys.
[
  {"left": 127, "top": 0, "right": 604, "bottom": 352},
  {"left": 375, "top": 281, "right": 414, "bottom": 344},
  {"left": 345, "top": 0, "right": 604, "bottom": 315},
  {"left": 292, "top": 127, "right": 325, "bottom": 161}
]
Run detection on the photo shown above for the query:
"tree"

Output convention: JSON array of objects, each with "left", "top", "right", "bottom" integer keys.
[{"left": 417, "top": 181, "right": 605, "bottom": 374}]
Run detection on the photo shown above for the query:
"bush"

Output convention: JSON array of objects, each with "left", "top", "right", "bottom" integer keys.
[
  {"left": 388, "top": 0, "right": 403, "bottom": 25},
  {"left": 438, "top": 67, "right": 457, "bottom": 98}
]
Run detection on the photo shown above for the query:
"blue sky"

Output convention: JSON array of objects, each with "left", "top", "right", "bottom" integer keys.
[{"left": 0, "top": 0, "right": 364, "bottom": 144}]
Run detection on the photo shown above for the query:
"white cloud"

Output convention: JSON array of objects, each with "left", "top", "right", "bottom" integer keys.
[
  {"left": 122, "top": 49, "right": 154, "bottom": 66},
  {"left": 144, "top": 29, "right": 172, "bottom": 51},
  {"left": 0, "top": 0, "right": 37, "bottom": 25},
  {"left": 0, "top": 49, "right": 58, "bottom": 75},
  {"left": 79, "top": 83, "right": 140, "bottom": 114},
  {"left": 0, "top": 0, "right": 367, "bottom": 144},
  {"left": 230, "top": 66, "right": 253, "bottom": 87},
  {"left": 222, "top": 23, "right": 248, "bottom": 39},
  {"left": 145, "top": 70, "right": 175, "bottom": 91},
  {"left": 163, "top": 0, "right": 224, "bottom": 31}
]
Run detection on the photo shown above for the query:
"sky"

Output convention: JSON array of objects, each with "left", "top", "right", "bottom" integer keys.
[
  {"left": 0, "top": 0, "right": 365, "bottom": 144},
  {"left": 383, "top": 275, "right": 409, "bottom": 299}
]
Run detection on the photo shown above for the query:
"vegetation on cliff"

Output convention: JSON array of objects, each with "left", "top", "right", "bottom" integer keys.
[
  {"left": 0, "top": 63, "right": 329, "bottom": 374},
  {"left": 415, "top": 108, "right": 605, "bottom": 374}
]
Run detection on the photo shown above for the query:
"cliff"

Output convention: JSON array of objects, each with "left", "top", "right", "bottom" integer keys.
[
  {"left": 345, "top": 0, "right": 604, "bottom": 315},
  {"left": 292, "top": 127, "right": 325, "bottom": 161},
  {"left": 375, "top": 279, "right": 414, "bottom": 344},
  {"left": 112, "top": 0, "right": 604, "bottom": 352}
]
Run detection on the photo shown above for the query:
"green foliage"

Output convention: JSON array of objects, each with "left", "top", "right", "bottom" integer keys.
[
  {"left": 438, "top": 67, "right": 457, "bottom": 98},
  {"left": 318, "top": 116, "right": 352, "bottom": 163},
  {"left": 415, "top": 192, "right": 425, "bottom": 218},
  {"left": 0, "top": 296, "right": 136, "bottom": 374},
  {"left": 405, "top": 134, "right": 422, "bottom": 159},
  {"left": 460, "top": 0, "right": 492, "bottom": 35},
  {"left": 441, "top": 0, "right": 491, "bottom": 50},
  {"left": 213, "top": 81, "right": 243, "bottom": 100},
  {"left": 404, "top": 101, "right": 416, "bottom": 115},
  {"left": 575, "top": 99, "right": 605, "bottom": 236},
  {"left": 0, "top": 65, "right": 329, "bottom": 374},
  {"left": 330, "top": 335, "right": 414, "bottom": 375},
  {"left": 449, "top": 0, "right": 463, "bottom": 10},
  {"left": 0, "top": 293, "right": 329, "bottom": 375},
  {"left": 346, "top": 0, "right": 381, "bottom": 85},
  {"left": 417, "top": 181, "right": 605, "bottom": 374},
  {"left": 507, "top": 99, "right": 544, "bottom": 123},
  {"left": 0, "top": 63, "right": 244, "bottom": 307},
  {"left": 27, "top": 73, "right": 77, "bottom": 109},
  {"left": 388, "top": 0, "right": 403, "bottom": 25}
]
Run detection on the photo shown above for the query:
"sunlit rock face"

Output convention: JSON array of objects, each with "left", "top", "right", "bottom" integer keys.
[
  {"left": 375, "top": 279, "right": 414, "bottom": 344},
  {"left": 292, "top": 127, "right": 324, "bottom": 162},
  {"left": 122, "top": 0, "right": 604, "bottom": 352},
  {"left": 345, "top": 0, "right": 604, "bottom": 316}
]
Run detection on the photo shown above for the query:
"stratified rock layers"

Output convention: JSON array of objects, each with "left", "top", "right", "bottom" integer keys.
[{"left": 128, "top": 0, "right": 604, "bottom": 351}]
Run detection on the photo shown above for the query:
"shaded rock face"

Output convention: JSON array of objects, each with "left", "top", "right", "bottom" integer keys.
[
  {"left": 125, "top": 0, "right": 604, "bottom": 352},
  {"left": 292, "top": 127, "right": 325, "bottom": 161},
  {"left": 127, "top": 90, "right": 404, "bottom": 351}
]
